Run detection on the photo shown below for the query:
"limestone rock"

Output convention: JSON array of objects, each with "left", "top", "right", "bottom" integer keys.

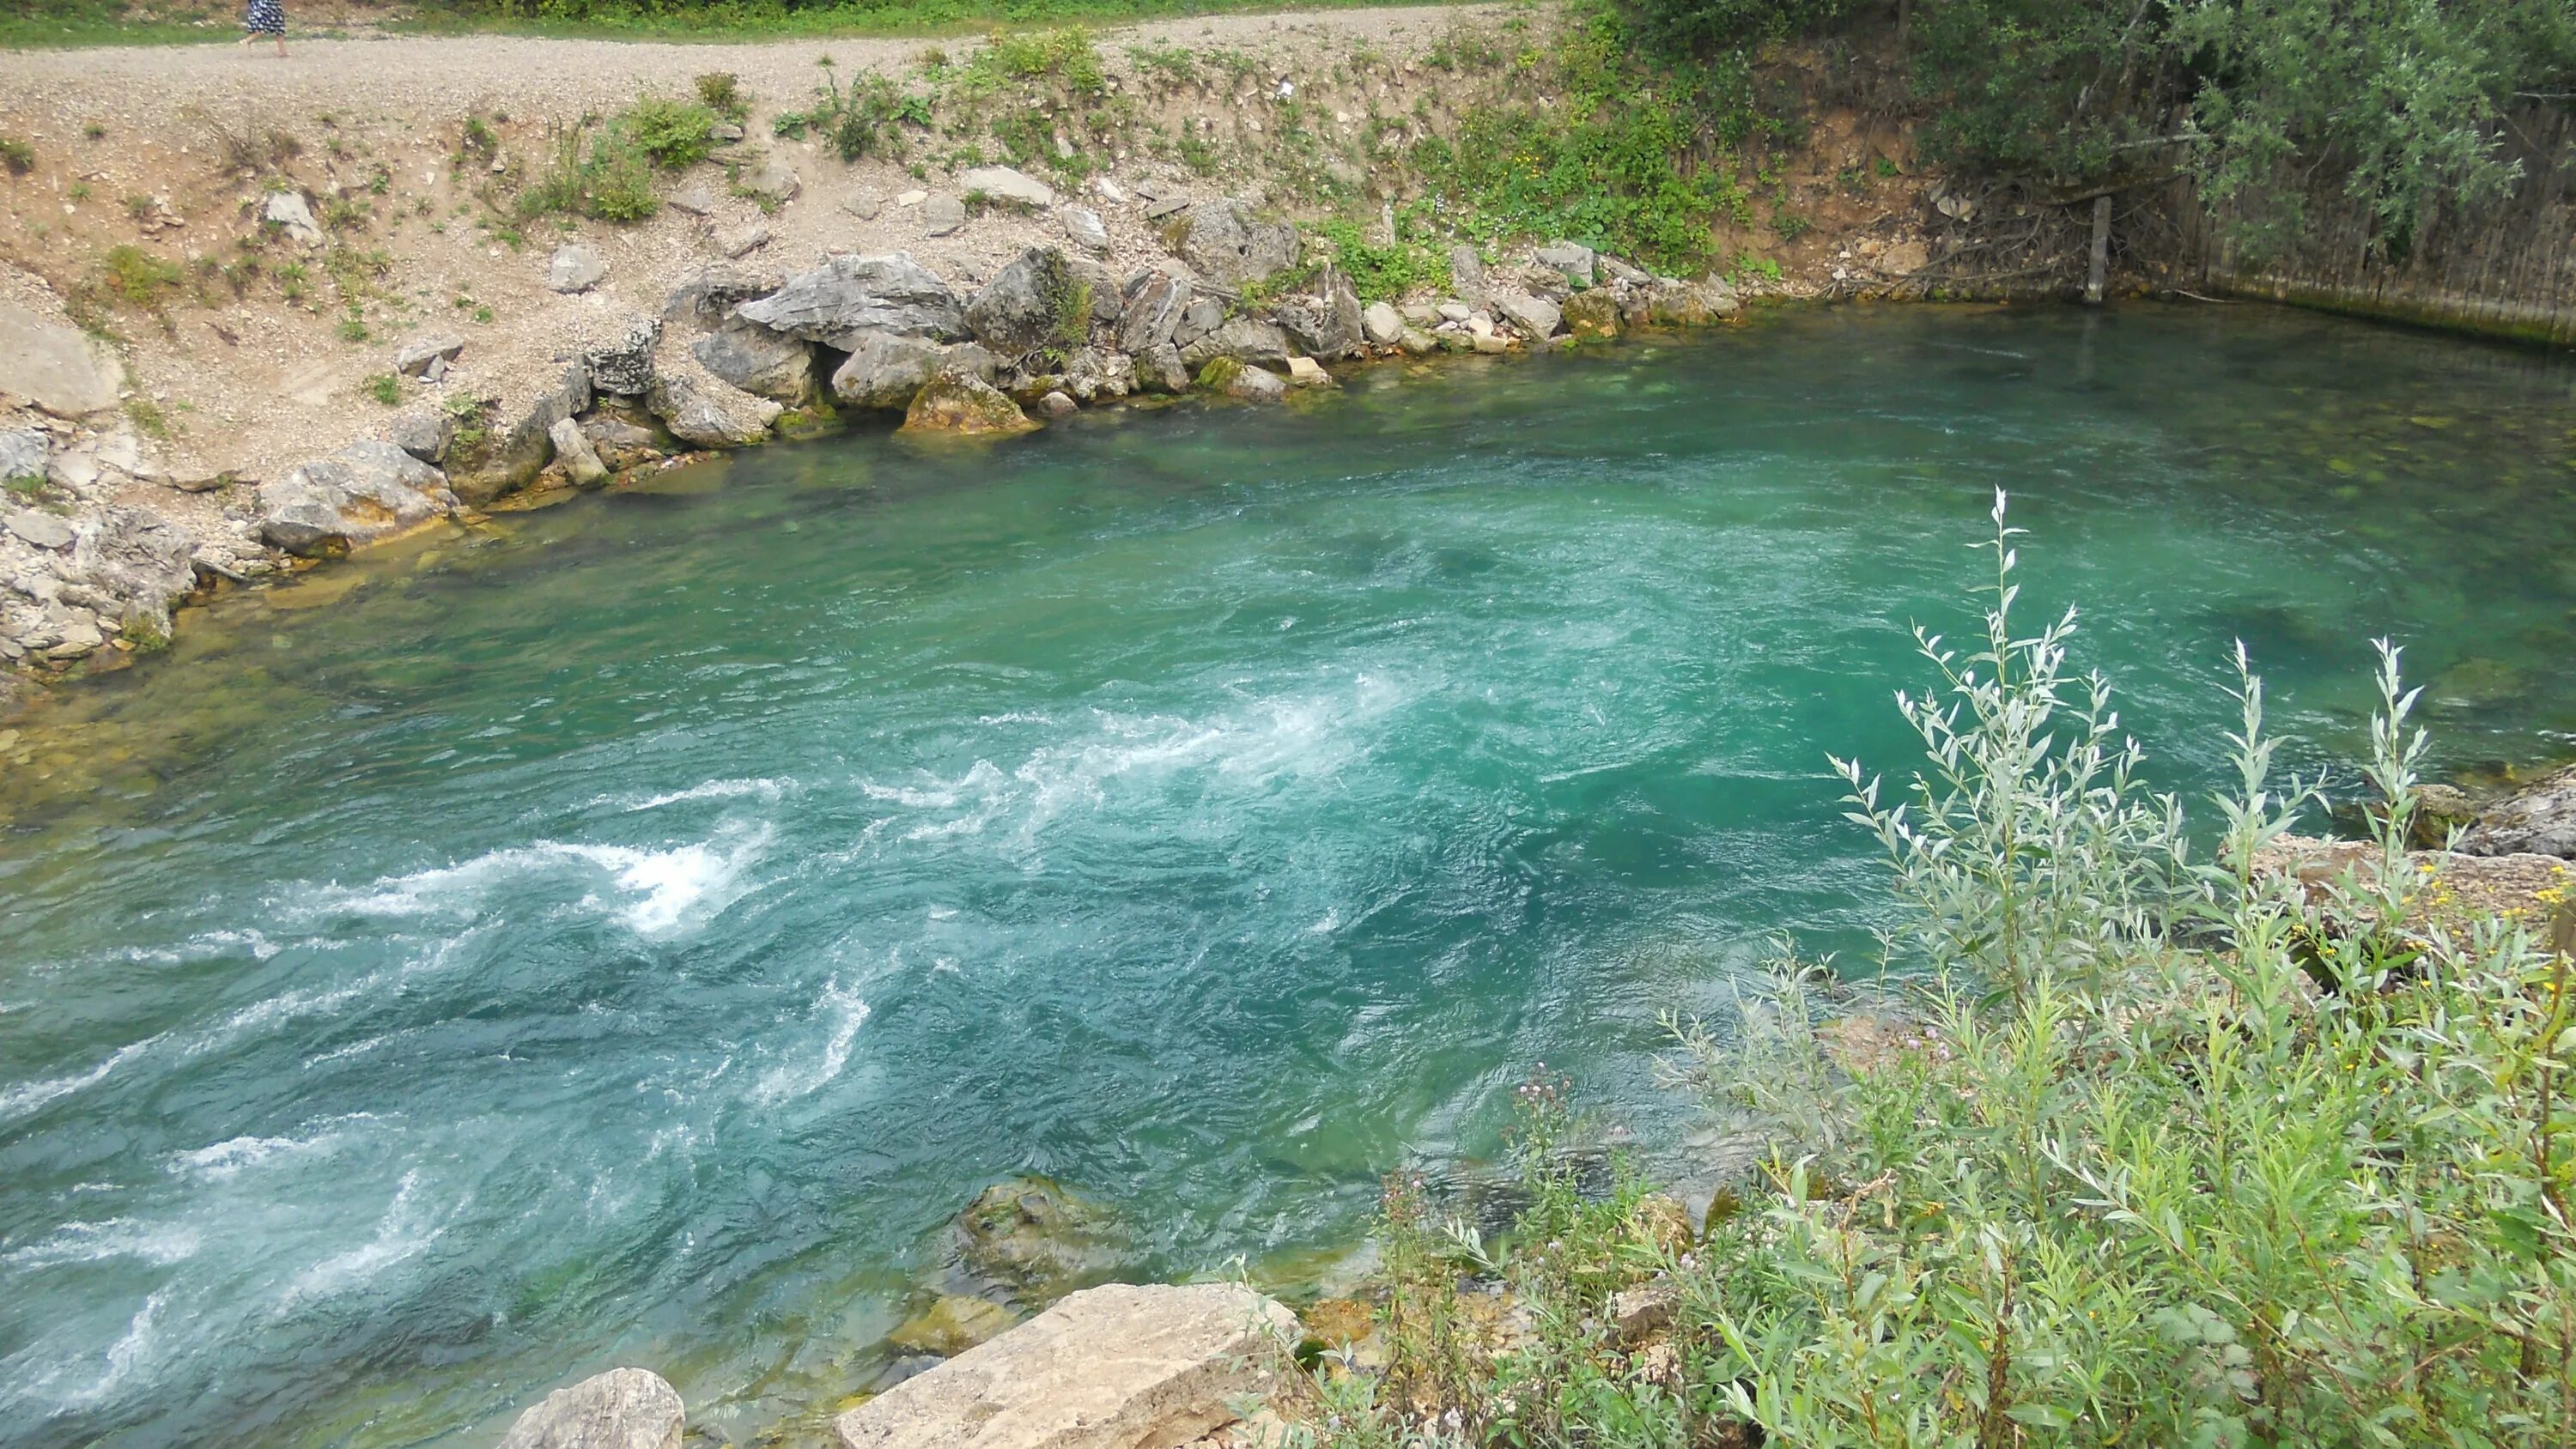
[
  {"left": 1359, "top": 301, "right": 1405, "bottom": 347},
  {"left": 833, "top": 332, "right": 993, "bottom": 410},
  {"left": 1118, "top": 272, "right": 1192, "bottom": 353},
  {"left": 386, "top": 407, "right": 451, "bottom": 464},
  {"left": 4, "top": 509, "right": 74, "bottom": 550},
  {"left": 1134, "top": 343, "right": 1189, "bottom": 394},
  {"left": 1172, "top": 198, "right": 1297, "bottom": 288},
  {"left": 1490, "top": 292, "right": 1563, "bottom": 340},
  {"left": 1535, "top": 240, "right": 1597, "bottom": 287},
  {"left": 258, "top": 440, "right": 456, "bottom": 555},
  {"left": 392, "top": 333, "right": 465, "bottom": 379},
  {"left": 953, "top": 1179, "right": 1133, "bottom": 1302},
  {"left": 262, "top": 191, "right": 325, "bottom": 246},
  {"left": 495, "top": 1367, "right": 683, "bottom": 1449},
  {"left": 1276, "top": 267, "right": 1364, "bottom": 361},
  {"left": 582, "top": 316, "right": 664, "bottom": 397},
  {"left": 0, "top": 427, "right": 51, "bottom": 482},
  {"left": 1058, "top": 205, "right": 1109, "bottom": 254},
  {"left": 549, "top": 416, "right": 610, "bottom": 487},
  {"left": 0, "top": 302, "right": 125, "bottom": 417},
  {"left": 1036, "top": 390, "right": 1078, "bottom": 418},
  {"left": 965, "top": 247, "right": 1089, "bottom": 358},
  {"left": 835, "top": 1283, "right": 1300, "bottom": 1449},
  {"left": 1283, "top": 355, "right": 1334, "bottom": 389},
  {"left": 1563, "top": 288, "right": 1621, "bottom": 341},
  {"left": 1626, "top": 276, "right": 1739, "bottom": 327},
  {"left": 549, "top": 245, "right": 607, "bottom": 294},
  {"left": 448, "top": 364, "right": 593, "bottom": 504},
  {"left": 1173, "top": 296, "right": 1224, "bottom": 349},
  {"left": 922, "top": 193, "right": 967, "bottom": 237},
  {"left": 691, "top": 318, "right": 817, "bottom": 405},
  {"left": 1449, "top": 246, "right": 1490, "bottom": 306},
  {"left": 662, "top": 264, "right": 785, "bottom": 329},
  {"left": 1180, "top": 318, "right": 1289, "bottom": 369},
  {"left": 844, "top": 189, "right": 884, "bottom": 220},
  {"left": 713, "top": 221, "right": 770, "bottom": 259},
  {"left": 582, "top": 411, "right": 671, "bottom": 471},
  {"left": 669, "top": 184, "right": 718, "bottom": 216},
  {"left": 1198, "top": 355, "right": 1287, "bottom": 403},
  {"left": 959, "top": 166, "right": 1055, "bottom": 210},
  {"left": 1599, "top": 254, "right": 1649, "bottom": 285},
  {"left": 738, "top": 254, "right": 964, "bottom": 348},
  {"left": 2461, "top": 767, "right": 2576, "bottom": 858},
  {"left": 902, "top": 370, "right": 1039, "bottom": 437},
  {"left": 741, "top": 160, "right": 802, "bottom": 206},
  {"left": 647, "top": 351, "right": 783, "bottom": 448},
  {"left": 1609, "top": 1281, "right": 1678, "bottom": 1346},
  {"left": 1398, "top": 328, "right": 1437, "bottom": 355},
  {"left": 1057, "top": 348, "right": 1133, "bottom": 403}
]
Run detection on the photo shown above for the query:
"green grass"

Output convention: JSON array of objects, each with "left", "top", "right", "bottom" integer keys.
[{"left": 383, "top": 0, "right": 1456, "bottom": 44}]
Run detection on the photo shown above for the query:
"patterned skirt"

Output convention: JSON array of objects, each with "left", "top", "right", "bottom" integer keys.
[{"left": 245, "top": 0, "right": 283, "bottom": 35}]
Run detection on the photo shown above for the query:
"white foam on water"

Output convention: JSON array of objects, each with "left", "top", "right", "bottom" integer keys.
[
  {"left": 0, "top": 1034, "right": 168, "bottom": 1125},
  {"left": 617, "top": 777, "right": 790, "bottom": 812},
  {"left": 116, "top": 929, "right": 283, "bottom": 966},
  {"left": 3, "top": 1218, "right": 203, "bottom": 1270},
  {"left": 752, "top": 979, "right": 871, "bottom": 1104},
  {"left": 289, "top": 824, "right": 772, "bottom": 941},
  {"left": 283, "top": 1169, "right": 453, "bottom": 1305},
  {"left": 167, "top": 1115, "right": 374, "bottom": 1182},
  {"left": 66, "top": 1290, "right": 167, "bottom": 1408}
]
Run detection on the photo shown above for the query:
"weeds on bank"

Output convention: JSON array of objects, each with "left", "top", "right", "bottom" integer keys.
[
  {"left": 512, "top": 92, "right": 719, "bottom": 224},
  {"left": 1316, "top": 493, "right": 2575, "bottom": 1449}
]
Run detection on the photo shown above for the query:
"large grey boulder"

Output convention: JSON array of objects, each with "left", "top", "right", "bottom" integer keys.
[
  {"left": 1118, "top": 272, "right": 1192, "bottom": 353},
  {"left": 1134, "top": 343, "right": 1189, "bottom": 394},
  {"left": 2460, "top": 767, "right": 2576, "bottom": 858},
  {"left": 836, "top": 1284, "right": 1297, "bottom": 1449},
  {"left": 385, "top": 407, "right": 451, "bottom": 464},
  {"left": 959, "top": 166, "right": 1054, "bottom": 210},
  {"left": 1172, "top": 296, "right": 1224, "bottom": 350},
  {"left": 495, "top": 1367, "right": 683, "bottom": 1449},
  {"left": 1179, "top": 317, "right": 1289, "bottom": 369},
  {"left": 1360, "top": 301, "right": 1405, "bottom": 346},
  {"left": 902, "top": 369, "right": 1038, "bottom": 437},
  {"left": 1172, "top": 198, "right": 1298, "bottom": 288},
  {"left": 662, "top": 264, "right": 785, "bottom": 329},
  {"left": 965, "top": 247, "right": 1089, "bottom": 359},
  {"left": 548, "top": 245, "right": 607, "bottom": 294},
  {"left": 647, "top": 349, "right": 783, "bottom": 448},
  {"left": 1202, "top": 356, "right": 1288, "bottom": 403},
  {"left": 549, "top": 416, "right": 610, "bottom": 487},
  {"left": 583, "top": 317, "right": 664, "bottom": 397},
  {"left": 690, "top": 318, "right": 817, "bottom": 405},
  {"left": 1449, "top": 246, "right": 1490, "bottom": 306},
  {"left": 258, "top": 441, "right": 456, "bottom": 555},
  {"left": 832, "top": 332, "right": 993, "bottom": 410},
  {"left": 1534, "top": 240, "right": 1597, "bottom": 287},
  {"left": 0, "top": 302, "right": 125, "bottom": 417},
  {"left": 4, "top": 508, "right": 74, "bottom": 550},
  {"left": 0, "top": 427, "right": 51, "bottom": 482},
  {"left": 1491, "top": 291, "right": 1564, "bottom": 340},
  {"left": 1277, "top": 268, "right": 1364, "bottom": 361},
  {"left": 738, "top": 254, "right": 963, "bottom": 348},
  {"left": 447, "top": 363, "right": 593, "bottom": 504}
]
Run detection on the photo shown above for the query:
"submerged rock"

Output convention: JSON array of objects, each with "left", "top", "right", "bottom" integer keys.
[
  {"left": 495, "top": 1366, "right": 683, "bottom": 1449},
  {"left": 886, "top": 1293, "right": 1018, "bottom": 1358},
  {"left": 952, "top": 1178, "right": 1130, "bottom": 1300},
  {"left": 836, "top": 1283, "right": 1299, "bottom": 1449}
]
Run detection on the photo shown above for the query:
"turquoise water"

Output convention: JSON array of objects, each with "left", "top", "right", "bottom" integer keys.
[{"left": 4, "top": 304, "right": 2575, "bottom": 1448}]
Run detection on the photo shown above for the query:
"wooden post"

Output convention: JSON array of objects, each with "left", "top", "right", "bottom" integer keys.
[{"left": 2085, "top": 194, "right": 2111, "bottom": 304}]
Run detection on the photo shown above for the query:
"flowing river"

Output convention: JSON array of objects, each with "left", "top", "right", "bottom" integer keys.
[{"left": 4, "top": 304, "right": 2574, "bottom": 1447}]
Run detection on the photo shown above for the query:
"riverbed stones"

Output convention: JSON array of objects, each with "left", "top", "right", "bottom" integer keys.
[
  {"left": 738, "top": 253, "right": 964, "bottom": 347},
  {"left": 952, "top": 1178, "right": 1132, "bottom": 1302},
  {"left": 548, "top": 244, "right": 608, "bottom": 294},
  {"left": 959, "top": 165, "right": 1054, "bottom": 210},
  {"left": 549, "top": 415, "right": 611, "bottom": 487},
  {"left": 888, "top": 1294, "right": 1019, "bottom": 1358},
  {"left": 1360, "top": 301, "right": 1405, "bottom": 346},
  {"left": 1134, "top": 343, "right": 1189, "bottom": 393},
  {"left": 902, "top": 369, "right": 1037, "bottom": 437},
  {"left": 1171, "top": 197, "right": 1298, "bottom": 288},
  {"left": 835, "top": 1284, "right": 1301, "bottom": 1449},
  {"left": 495, "top": 1367, "right": 683, "bottom": 1449},
  {"left": 832, "top": 332, "right": 992, "bottom": 410},
  {"left": 965, "top": 247, "right": 1087, "bottom": 358},
  {"left": 0, "top": 302, "right": 125, "bottom": 417},
  {"left": 258, "top": 440, "right": 456, "bottom": 555},
  {"left": 581, "top": 410, "right": 670, "bottom": 471},
  {"left": 1199, "top": 355, "right": 1287, "bottom": 402},
  {"left": 392, "top": 333, "right": 465, "bottom": 379},
  {"left": 690, "top": 318, "right": 817, "bottom": 405}
]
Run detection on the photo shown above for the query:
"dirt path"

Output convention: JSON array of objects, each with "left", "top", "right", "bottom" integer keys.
[{"left": 0, "top": 5, "right": 1488, "bottom": 125}]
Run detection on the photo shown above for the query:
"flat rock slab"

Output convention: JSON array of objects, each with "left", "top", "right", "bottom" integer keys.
[
  {"left": 836, "top": 1282, "right": 1300, "bottom": 1449},
  {"left": 495, "top": 1366, "right": 683, "bottom": 1449},
  {"left": 0, "top": 301, "right": 125, "bottom": 416}
]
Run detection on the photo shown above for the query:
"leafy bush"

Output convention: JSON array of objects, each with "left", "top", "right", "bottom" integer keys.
[
  {"left": 1306, "top": 493, "right": 2576, "bottom": 1449},
  {"left": 780, "top": 64, "right": 932, "bottom": 161},
  {"left": 0, "top": 136, "right": 30, "bottom": 173},
  {"left": 693, "top": 70, "right": 746, "bottom": 122},
  {"left": 623, "top": 94, "right": 718, "bottom": 168},
  {"left": 100, "top": 244, "right": 182, "bottom": 306},
  {"left": 1309, "top": 218, "right": 1452, "bottom": 303},
  {"left": 516, "top": 115, "right": 662, "bottom": 223}
]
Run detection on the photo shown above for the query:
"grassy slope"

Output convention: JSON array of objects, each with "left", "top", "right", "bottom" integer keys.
[{"left": 0, "top": 0, "right": 1456, "bottom": 49}]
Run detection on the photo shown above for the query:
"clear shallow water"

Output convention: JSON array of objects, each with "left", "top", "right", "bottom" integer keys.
[{"left": 3, "top": 304, "right": 2575, "bottom": 1448}]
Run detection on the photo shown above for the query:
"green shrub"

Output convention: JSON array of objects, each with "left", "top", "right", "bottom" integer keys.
[
  {"left": 100, "top": 244, "right": 182, "bottom": 306},
  {"left": 0, "top": 136, "right": 32, "bottom": 173},
  {"left": 693, "top": 70, "right": 746, "bottom": 121},
  {"left": 624, "top": 94, "right": 718, "bottom": 168},
  {"left": 364, "top": 373, "right": 401, "bottom": 406},
  {"left": 1309, "top": 218, "right": 1452, "bottom": 303}
]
